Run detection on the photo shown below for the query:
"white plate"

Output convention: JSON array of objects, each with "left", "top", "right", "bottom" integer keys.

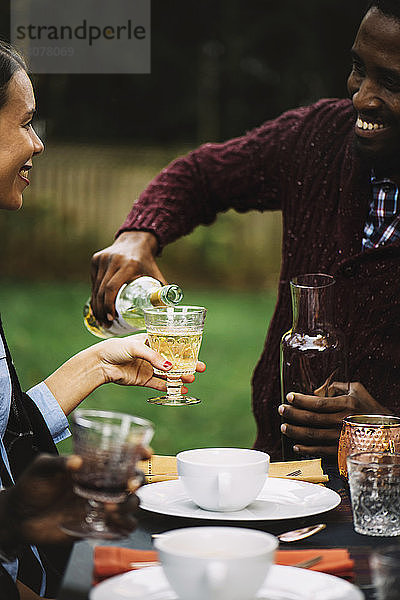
[
  {"left": 90, "top": 565, "right": 363, "bottom": 600},
  {"left": 136, "top": 478, "right": 341, "bottom": 520}
]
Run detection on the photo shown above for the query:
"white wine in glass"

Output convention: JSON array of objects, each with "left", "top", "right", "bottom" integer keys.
[{"left": 144, "top": 306, "right": 206, "bottom": 405}]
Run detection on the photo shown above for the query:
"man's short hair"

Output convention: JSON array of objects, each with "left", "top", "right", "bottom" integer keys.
[{"left": 366, "top": 0, "right": 400, "bottom": 21}]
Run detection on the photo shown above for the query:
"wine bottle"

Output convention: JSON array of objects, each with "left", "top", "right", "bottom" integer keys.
[{"left": 83, "top": 276, "right": 183, "bottom": 338}]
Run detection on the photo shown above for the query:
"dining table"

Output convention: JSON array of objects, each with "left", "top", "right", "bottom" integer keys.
[{"left": 57, "top": 464, "right": 393, "bottom": 600}]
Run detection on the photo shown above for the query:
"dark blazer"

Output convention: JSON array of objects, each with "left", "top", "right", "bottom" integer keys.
[{"left": 0, "top": 319, "right": 72, "bottom": 598}]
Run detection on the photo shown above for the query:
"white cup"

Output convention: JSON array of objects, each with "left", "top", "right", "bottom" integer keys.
[
  {"left": 176, "top": 447, "right": 269, "bottom": 511},
  {"left": 154, "top": 526, "right": 277, "bottom": 600}
]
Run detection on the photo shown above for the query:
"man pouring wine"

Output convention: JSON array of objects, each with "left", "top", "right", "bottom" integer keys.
[{"left": 90, "top": 0, "right": 399, "bottom": 460}]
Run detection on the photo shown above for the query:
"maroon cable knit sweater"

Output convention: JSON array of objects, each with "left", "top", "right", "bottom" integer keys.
[{"left": 118, "top": 98, "right": 400, "bottom": 460}]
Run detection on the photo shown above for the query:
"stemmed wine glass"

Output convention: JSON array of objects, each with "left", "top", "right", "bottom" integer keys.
[
  {"left": 61, "top": 409, "right": 153, "bottom": 539},
  {"left": 143, "top": 305, "right": 206, "bottom": 405}
]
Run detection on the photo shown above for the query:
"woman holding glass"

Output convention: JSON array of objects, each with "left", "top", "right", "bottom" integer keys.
[{"left": 0, "top": 42, "right": 205, "bottom": 600}]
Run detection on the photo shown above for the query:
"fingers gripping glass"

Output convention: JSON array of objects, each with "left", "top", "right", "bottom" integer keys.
[
  {"left": 61, "top": 409, "right": 153, "bottom": 540},
  {"left": 143, "top": 306, "right": 206, "bottom": 406}
]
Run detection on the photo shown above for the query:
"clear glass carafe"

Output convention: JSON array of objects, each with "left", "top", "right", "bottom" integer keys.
[{"left": 280, "top": 273, "right": 347, "bottom": 460}]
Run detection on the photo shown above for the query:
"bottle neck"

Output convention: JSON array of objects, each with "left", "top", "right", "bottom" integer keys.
[
  {"left": 290, "top": 274, "right": 335, "bottom": 333},
  {"left": 150, "top": 284, "right": 183, "bottom": 307}
]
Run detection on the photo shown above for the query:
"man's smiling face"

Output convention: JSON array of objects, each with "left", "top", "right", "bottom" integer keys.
[{"left": 347, "top": 7, "right": 400, "bottom": 171}]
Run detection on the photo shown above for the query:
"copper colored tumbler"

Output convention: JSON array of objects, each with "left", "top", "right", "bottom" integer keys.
[{"left": 338, "top": 414, "right": 400, "bottom": 478}]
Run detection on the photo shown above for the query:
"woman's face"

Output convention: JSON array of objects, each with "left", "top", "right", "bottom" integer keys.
[{"left": 0, "top": 69, "right": 44, "bottom": 210}]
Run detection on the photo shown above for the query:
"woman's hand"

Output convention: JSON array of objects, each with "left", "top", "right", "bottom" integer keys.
[
  {"left": 45, "top": 334, "right": 206, "bottom": 415},
  {"left": 279, "top": 381, "right": 393, "bottom": 456},
  {"left": 96, "top": 333, "right": 206, "bottom": 392},
  {"left": 0, "top": 454, "right": 144, "bottom": 548}
]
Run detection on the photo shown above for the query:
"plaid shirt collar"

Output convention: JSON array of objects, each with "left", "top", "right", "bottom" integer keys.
[{"left": 362, "top": 172, "right": 400, "bottom": 250}]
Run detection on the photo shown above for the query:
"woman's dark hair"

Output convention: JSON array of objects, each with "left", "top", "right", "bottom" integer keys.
[
  {"left": 366, "top": 0, "right": 400, "bottom": 21},
  {"left": 0, "top": 41, "right": 27, "bottom": 111}
]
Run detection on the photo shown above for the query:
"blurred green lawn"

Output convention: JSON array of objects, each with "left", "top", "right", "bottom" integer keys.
[{"left": 0, "top": 282, "right": 276, "bottom": 455}]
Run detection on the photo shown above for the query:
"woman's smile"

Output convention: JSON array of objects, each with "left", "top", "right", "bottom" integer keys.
[{"left": 0, "top": 69, "right": 43, "bottom": 210}]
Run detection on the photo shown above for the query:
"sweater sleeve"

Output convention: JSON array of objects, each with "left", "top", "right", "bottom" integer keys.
[{"left": 116, "top": 107, "right": 310, "bottom": 250}]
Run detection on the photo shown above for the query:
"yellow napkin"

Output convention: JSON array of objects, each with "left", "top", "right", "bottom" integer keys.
[
  {"left": 137, "top": 455, "right": 178, "bottom": 483},
  {"left": 269, "top": 458, "right": 329, "bottom": 483},
  {"left": 137, "top": 456, "right": 328, "bottom": 484}
]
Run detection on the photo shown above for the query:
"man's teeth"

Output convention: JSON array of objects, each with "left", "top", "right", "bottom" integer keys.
[
  {"left": 19, "top": 168, "right": 29, "bottom": 178},
  {"left": 356, "top": 117, "right": 384, "bottom": 131}
]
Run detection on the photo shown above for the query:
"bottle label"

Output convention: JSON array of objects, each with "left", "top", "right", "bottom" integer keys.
[{"left": 150, "top": 288, "right": 165, "bottom": 307}]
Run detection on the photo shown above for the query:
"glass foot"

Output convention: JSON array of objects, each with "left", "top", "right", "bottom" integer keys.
[
  {"left": 147, "top": 395, "right": 201, "bottom": 406},
  {"left": 60, "top": 519, "right": 130, "bottom": 540}
]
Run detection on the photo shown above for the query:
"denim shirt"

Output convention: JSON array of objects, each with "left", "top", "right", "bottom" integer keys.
[{"left": 0, "top": 334, "right": 70, "bottom": 591}]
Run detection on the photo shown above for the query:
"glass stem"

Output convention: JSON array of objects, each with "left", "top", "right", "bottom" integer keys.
[
  {"left": 166, "top": 376, "right": 183, "bottom": 401},
  {"left": 85, "top": 499, "right": 107, "bottom": 532}
]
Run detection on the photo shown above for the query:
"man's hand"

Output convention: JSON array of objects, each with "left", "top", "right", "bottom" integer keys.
[
  {"left": 0, "top": 454, "right": 143, "bottom": 548},
  {"left": 90, "top": 231, "right": 167, "bottom": 325},
  {"left": 279, "top": 381, "right": 393, "bottom": 456}
]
